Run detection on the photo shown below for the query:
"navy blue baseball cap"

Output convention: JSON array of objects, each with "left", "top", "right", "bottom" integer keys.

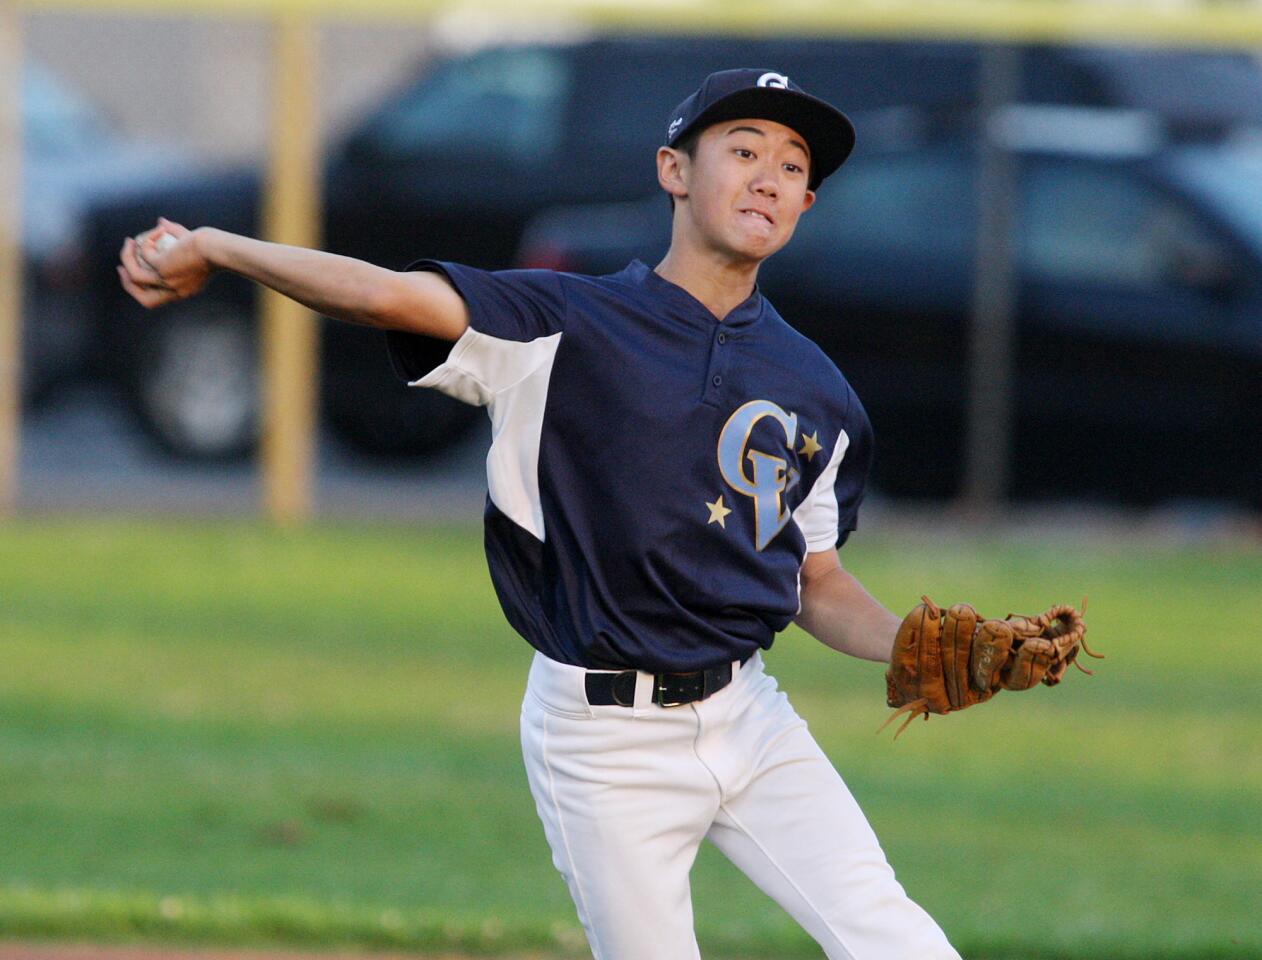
[{"left": 665, "top": 69, "right": 856, "bottom": 190}]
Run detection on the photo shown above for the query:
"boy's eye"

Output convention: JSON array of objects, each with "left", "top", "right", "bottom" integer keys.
[
  {"left": 735, "top": 148, "right": 755, "bottom": 159},
  {"left": 784, "top": 163, "right": 803, "bottom": 174}
]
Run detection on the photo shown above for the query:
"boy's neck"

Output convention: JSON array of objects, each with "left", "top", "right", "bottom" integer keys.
[{"left": 654, "top": 245, "right": 761, "bottom": 322}]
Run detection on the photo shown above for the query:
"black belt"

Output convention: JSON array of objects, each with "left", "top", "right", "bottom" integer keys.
[{"left": 585, "top": 657, "right": 747, "bottom": 708}]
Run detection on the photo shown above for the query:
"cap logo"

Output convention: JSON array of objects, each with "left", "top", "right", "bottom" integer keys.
[
  {"left": 757, "top": 72, "right": 790, "bottom": 89},
  {"left": 668, "top": 116, "right": 684, "bottom": 137}
]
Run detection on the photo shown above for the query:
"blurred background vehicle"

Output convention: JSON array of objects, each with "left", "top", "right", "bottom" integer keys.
[
  {"left": 79, "top": 35, "right": 1262, "bottom": 477},
  {"left": 520, "top": 112, "right": 1262, "bottom": 507},
  {"left": 20, "top": 60, "right": 197, "bottom": 407}
]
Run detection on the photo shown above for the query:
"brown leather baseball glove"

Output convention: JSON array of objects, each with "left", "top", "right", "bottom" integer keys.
[{"left": 880, "top": 596, "right": 1100, "bottom": 738}]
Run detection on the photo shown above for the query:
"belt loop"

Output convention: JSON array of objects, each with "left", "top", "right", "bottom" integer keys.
[{"left": 632, "top": 668, "right": 654, "bottom": 716}]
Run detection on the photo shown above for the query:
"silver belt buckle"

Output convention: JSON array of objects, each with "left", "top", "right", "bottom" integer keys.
[{"left": 652, "top": 673, "right": 696, "bottom": 707}]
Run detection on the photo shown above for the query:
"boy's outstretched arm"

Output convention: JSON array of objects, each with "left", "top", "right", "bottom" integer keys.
[{"left": 117, "top": 218, "right": 469, "bottom": 341}]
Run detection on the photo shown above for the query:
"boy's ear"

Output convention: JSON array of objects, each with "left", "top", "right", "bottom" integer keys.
[
  {"left": 801, "top": 189, "right": 817, "bottom": 213},
  {"left": 657, "top": 145, "right": 689, "bottom": 203}
]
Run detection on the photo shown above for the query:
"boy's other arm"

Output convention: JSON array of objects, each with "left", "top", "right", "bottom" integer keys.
[{"left": 795, "top": 548, "right": 900, "bottom": 664}]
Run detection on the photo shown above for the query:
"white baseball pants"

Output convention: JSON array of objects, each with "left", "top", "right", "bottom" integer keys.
[{"left": 520, "top": 650, "right": 961, "bottom": 960}]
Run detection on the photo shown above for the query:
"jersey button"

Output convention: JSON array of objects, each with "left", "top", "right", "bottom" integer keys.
[
  {"left": 712, "top": 375, "right": 723, "bottom": 387},
  {"left": 717, "top": 332, "right": 727, "bottom": 345}
]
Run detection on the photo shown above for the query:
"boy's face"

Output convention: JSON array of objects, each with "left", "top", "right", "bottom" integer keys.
[{"left": 663, "top": 117, "right": 817, "bottom": 264}]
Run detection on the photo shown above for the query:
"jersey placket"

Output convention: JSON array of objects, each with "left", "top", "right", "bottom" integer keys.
[{"left": 700, "top": 324, "right": 734, "bottom": 408}]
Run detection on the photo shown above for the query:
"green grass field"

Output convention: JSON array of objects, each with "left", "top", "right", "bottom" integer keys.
[{"left": 1, "top": 517, "right": 1259, "bottom": 959}]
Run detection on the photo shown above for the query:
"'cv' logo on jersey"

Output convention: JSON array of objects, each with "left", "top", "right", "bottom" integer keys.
[{"left": 715, "top": 399, "right": 800, "bottom": 551}]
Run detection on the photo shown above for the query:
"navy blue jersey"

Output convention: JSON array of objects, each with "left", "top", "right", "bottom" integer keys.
[{"left": 387, "top": 260, "right": 873, "bottom": 673}]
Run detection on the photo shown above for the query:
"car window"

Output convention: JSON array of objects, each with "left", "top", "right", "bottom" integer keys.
[
  {"left": 569, "top": 40, "right": 981, "bottom": 154},
  {"left": 808, "top": 148, "right": 975, "bottom": 260},
  {"left": 363, "top": 48, "right": 569, "bottom": 162},
  {"left": 1172, "top": 142, "right": 1262, "bottom": 254},
  {"left": 1021, "top": 161, "right": 1226, "bottom": 290},
  {"left": 576, "top": 54, "right": 712, "bottom": 149},
  {"left": 23, "top": 62, "right": 115, "bottom": 157}
]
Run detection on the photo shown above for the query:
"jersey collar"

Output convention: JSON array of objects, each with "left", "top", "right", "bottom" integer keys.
[{"left": 625, "top": 260, "right": 765, "bottom": 329}]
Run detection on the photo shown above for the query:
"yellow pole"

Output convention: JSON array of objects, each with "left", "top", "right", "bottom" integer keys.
[
  {"left": 260, "top": 12, "right": 320, "bottom": 524},
  {"left": 0, "top": 0, "right": 21, "bottom": 516}
]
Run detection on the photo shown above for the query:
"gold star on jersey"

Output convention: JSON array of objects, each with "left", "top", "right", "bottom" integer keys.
[
  {"left": 706, "top": 496, "right": 733, "bottom": 528},
  {"left": 798, "top": 430, "right": 823, "bottom": 462}
]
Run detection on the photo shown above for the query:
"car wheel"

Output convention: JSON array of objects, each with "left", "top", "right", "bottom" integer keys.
[{"left": 129, "top": 302, "right": 259, "bottom": 460}]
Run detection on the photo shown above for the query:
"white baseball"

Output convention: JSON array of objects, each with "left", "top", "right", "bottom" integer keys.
[{"left": 155, "top": 233, "right": 178, "bottom": 253}]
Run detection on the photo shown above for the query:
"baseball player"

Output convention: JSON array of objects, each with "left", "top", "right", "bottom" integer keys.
[{"left": 119, "top": 69, "right": 961, "bottom": 959}]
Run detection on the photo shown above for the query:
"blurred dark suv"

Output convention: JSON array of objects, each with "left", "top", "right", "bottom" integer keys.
[
  {"left": 519, "top": 112, "right": 1262, "bottom": 507},
  {"left": 21, "top": 61, "right": 195, "bottom": 406},
  {"left": 81, "top": 36, "right": 1262, "bottom": 464}
]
